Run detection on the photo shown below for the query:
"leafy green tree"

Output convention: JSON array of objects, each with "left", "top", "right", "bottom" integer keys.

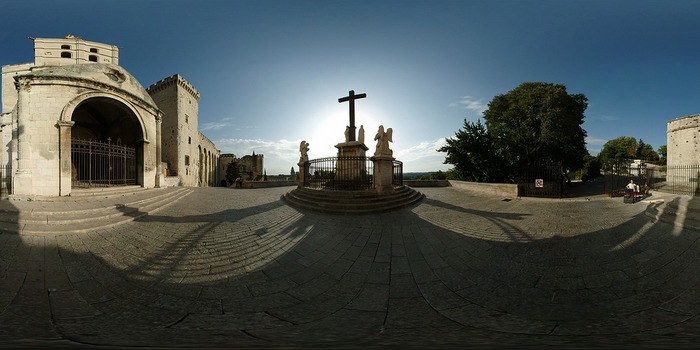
[
  {"left": 636, "top": 139, "right": 659, "bottom": 162},
  {"left": 657, "top": 145, "right": 667, "bottom": 165},
  {"left": 484, "top": 82, "right": 588, "bottom": 173},
  {"left": 429, "top": 170, "right": 447, "bottom": 180},
  {"left": 580, "top": 153, "right": 602, "bottom": 181},
  {"left": 225, "top": 161, "right": 240, "bottom": 186},
  {"left": 598, "top": 136, "right": 637, "bottom": 166},
  {"left": 438, "top": 119, "right": 507, "bottom": 182}
]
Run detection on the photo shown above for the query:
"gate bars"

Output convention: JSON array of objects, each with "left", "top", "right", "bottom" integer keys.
[{"left": 71, "top": 139, "right": 136, "bottom": 188}]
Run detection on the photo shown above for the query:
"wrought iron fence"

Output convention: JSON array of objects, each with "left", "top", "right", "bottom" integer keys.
[
  {"left": 517, "top": 162, "right": 564, "bottom": 198},
  {"left": 393, "top": 160, "right": 403, "bottom": 186},
  {"left": 71, "top": 139, "right": 137, "bottom": 188},
  {"left": 647, "top": 164, "right": 700, "bottom": 196},
  {"left": 304, "top": 156, "right": 374, "bottom": 191},
  {"left": 603, "top": 159, "right": 647, "bottom": 197},
  {"left": 0, "top": 164, "right": 10, "bottom": 198}
]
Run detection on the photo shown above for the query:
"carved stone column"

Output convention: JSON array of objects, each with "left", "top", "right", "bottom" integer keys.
[
  {"left": 155, "top": 115, "right": 163, "bottom": 188},
  {"left": 13, "top": 77, "right": 33, "bottom": 195},
  {"left": 56, "top": 120, "right": 75, "bottom": 196}
]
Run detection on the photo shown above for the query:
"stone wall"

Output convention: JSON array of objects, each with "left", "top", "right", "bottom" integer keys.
[
  {"left": 403, "top": 180, "right": 450, "bottom": 187},
  {"left": 667, "top": 114, "right": 700, "bottom": 165},
  {"left": 448, "top": 180, "right": 518, "bottom": 198}
]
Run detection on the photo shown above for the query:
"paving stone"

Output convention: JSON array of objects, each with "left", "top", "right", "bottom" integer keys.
[{"left": 1, "top": 186, "right": 699, "bottom": 348}]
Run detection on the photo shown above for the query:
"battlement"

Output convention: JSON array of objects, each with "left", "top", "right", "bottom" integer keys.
[{"left": 146, "top": 74, "right": 200, "bottom": 101}]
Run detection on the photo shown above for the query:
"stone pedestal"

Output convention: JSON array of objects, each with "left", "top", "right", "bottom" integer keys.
[
  {"left": 372, "top": 155, "right": 395, "bottom": 194},
  {"left": 335, "top": 141, "right": 369, "bottom": 184},
  {"left": 297, "top": 161, "right": 308, "bottom": 188}
]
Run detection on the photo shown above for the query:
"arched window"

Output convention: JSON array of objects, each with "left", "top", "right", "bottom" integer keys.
[
  {"left": 61, "top": 52, "right": 72, "bottom": 58},
  {"left": 89, "top": 55, "right": 98, "bottom": 62}
]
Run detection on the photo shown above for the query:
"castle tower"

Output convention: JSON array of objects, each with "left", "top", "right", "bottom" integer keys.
[{"left": 147, "top": 74, "right": 203, "bottom": 186}]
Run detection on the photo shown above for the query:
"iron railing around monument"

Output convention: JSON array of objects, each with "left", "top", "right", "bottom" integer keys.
[
  {"left": 71, "top": 139, "right": 137, "bottom": 188},
  {"left": 305, "top": 156, "right": 374, "bottom": 191},
  {"left": 393, "top": 160, "right": 403, "bottom": 186}
]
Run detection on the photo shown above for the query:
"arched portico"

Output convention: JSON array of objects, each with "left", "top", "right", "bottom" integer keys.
[{"left": 58, "top": 93, "right": 151, "bottom": 195}]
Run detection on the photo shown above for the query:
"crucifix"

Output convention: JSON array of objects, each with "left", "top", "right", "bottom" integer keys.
[{"left": 338, "top": 90, "right": 366, "bottom": 142}]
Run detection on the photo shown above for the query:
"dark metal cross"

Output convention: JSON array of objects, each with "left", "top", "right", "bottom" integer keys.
[{"left": 338, "top": 90, "right": 366, "bottom": 142}]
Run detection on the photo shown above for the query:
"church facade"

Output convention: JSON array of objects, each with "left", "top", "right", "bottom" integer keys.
[{"left": 0, "top": 35, "right": 219, "bottom": 196}]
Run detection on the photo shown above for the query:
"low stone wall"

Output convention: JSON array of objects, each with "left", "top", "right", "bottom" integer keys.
[
  {"left": 240, "top": 180, "right": 296, "bottom": 189},
  {"left": 161, "top": 176, "right": 180, "bottom": 188},
  {"left": 403, "top": 180, "right": 450, "bottom": 187},
  {"left": 448, "top": 180, "right": 518, "bottom": 198}
]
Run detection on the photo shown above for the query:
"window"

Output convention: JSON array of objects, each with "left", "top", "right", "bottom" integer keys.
[
  {"left": 61, "top": 52, "right": 72, "bottom": 58},
  {"left": 90, "top": 48, "right": 98, "bottom": 53},
  {"left": 88, "top": 55, "right": 98, "bottom": 62},
  {"left": 188, "top": 137, "right": 191, "bottom": 144},
  {"left": 185, "top": 114, "right": 189, "bottom": 123},
  {"left": 185, "top": 155, "right": 190, "bottom": 166},
  {"left": 61, "top": 45, "right": 70, "bottom": 49}
]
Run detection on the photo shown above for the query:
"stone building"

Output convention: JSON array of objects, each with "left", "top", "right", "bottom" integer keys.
[
  {"left": 667, "top": 114, "right": 700, "bottom": 165},
  {"left": 218, "top": 152, "right": 264, "bottom": 184},
  {"left": 0, "top": 35, "right": 219, "bottom": 196},
  {"left": 238, "top": 152, "right": 264, "bottom": 181},
  {"left": 147, "top": 75, "right": 218, "bottom": 187}
]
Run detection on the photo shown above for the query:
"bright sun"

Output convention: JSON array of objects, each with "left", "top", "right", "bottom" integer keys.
[{"left": 306, "top": 107, "right": 381, "bottom": 159}]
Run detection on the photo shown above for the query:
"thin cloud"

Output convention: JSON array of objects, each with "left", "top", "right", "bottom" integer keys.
[
  {"left": 585, "top": 136, "right": 607, "bottom": 146},
  {"left": 588, "top": 114, "right": 619, "bottom": 122},
  {"left": 200, "top": 121, "right": 232, "bottom": 130},
  {"left": 449, "top": 96, "right": 487, "bottom": 115},
  {"left": 395, "top": 138, "right": 447, "bottom": 162}
]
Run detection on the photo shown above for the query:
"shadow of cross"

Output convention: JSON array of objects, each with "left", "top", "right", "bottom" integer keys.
[{"left": 338, "top": 90, "right": 366, "bottom": 142}]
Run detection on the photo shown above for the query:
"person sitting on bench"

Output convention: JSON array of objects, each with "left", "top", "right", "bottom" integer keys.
[{"left": 625, "top": 179, "right": 639, "bottom": 199}]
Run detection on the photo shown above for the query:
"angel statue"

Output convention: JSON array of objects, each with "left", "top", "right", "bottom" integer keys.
[
  {"left": 374, "top": 125, "right": 393, "bottom": 156},
  {"left": 299, "top": 140, "right": 310, "bottom": 163}
]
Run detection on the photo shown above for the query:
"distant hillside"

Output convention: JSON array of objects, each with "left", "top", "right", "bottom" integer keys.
[{"left": 403, "top": 172, "right": 432, "bottom": 180}]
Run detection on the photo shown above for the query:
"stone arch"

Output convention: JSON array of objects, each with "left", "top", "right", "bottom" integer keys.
[
  {"left": 59, "top": 93, "right": 148, "bottom": 191},
  {"left": 61, "top": 92, "right": 149, "bottom": 142}
]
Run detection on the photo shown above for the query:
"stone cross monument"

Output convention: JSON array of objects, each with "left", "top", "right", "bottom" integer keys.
[
  {"left": 338, "top": 90, "right": 366, "bottom": 142},
  {"left": 335, "top": 90, "right": 369, "bottom": 186}
]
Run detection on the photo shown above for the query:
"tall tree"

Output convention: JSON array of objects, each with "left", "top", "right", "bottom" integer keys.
[
  {"left": 225, "top": 161, "right": 240, "bottom": 186},
  {"left": 636, "top": 139, "right": 659, "bottom": 162},
  {"left": 438, "top": 119, "right": 508, "bottom": 182},
  {"left": 657, "top": 145, "right": 667, "bottom": 165},
  {"left": 598, "top": 136, "right": 637, "bottom": 166},
  {"left": 483, "top": 82, "right": 588, "bottom": 172}
]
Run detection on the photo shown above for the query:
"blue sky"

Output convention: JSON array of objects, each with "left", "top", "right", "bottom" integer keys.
[{"left": 2, "top": 0, "right": 698, "bottom": 175}]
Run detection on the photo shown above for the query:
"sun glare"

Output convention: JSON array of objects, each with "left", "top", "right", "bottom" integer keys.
[{"left": 306, "top": 106, "right": 382, "bottom": 159}]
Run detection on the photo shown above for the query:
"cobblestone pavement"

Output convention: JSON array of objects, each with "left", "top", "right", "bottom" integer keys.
[{"left": 1, "top": 186, "right": 699, "bottom": 349}]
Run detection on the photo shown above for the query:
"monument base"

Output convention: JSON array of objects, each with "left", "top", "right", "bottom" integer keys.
[
  {"left": 335, "top": 141, "right": 368, "bottom": 157},
  {"left": 372, "top": 155, "right": 395, "bottom": 194}
]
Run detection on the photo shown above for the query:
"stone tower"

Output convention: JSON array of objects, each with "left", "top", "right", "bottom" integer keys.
[{"left": 148, "top": 74, "right": 217, "bottom": 186}]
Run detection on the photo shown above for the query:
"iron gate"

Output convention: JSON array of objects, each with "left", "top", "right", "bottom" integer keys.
[
  {"left": 603, "top": 159, "right": 647, "bottom": 197},
  {"left": 517, "top": 162, "right": 564, "bottom": 198},
  {"left": 71, "top": 139, "right": 137, "bottom": 188}
]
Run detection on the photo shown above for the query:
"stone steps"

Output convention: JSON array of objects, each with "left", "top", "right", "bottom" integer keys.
[
  {"left": 0, "top": 187, "right": 193, "bottom": 235},
  {"left": 281, "top": 186, "right": 424, "bottom": 214},
  {"left": 644, "top": 196, "right": 700, "bottom": 231}
]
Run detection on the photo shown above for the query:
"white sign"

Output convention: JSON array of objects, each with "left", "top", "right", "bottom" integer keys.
[{"left": 535, "top": 179, "right": 544, "bottom": 188}]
